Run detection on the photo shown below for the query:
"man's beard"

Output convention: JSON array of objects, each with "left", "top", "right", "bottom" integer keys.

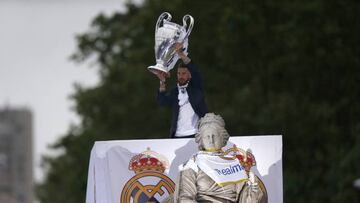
[{"left": 178, "top": 79, "right": 189, "bottom": 86}]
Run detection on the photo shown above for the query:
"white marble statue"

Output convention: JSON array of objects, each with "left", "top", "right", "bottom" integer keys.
[{"left": 166, "top": 113, "right": 267, "bottom": 203}]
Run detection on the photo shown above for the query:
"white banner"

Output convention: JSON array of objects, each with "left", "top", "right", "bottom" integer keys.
[{"left": 86, "top": 135, "right": 283, "bottom": 203}]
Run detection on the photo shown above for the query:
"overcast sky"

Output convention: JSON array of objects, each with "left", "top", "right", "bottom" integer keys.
[{"left": 0, "top": 0, "right": 127, "bottom": 181}]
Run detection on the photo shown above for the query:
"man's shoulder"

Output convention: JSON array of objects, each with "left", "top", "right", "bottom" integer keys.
[
  {"left": 169, "top": 86, "right": 178, "bottom": 94},
  {"left": 187, "top": 83, "right": 203, "bottom": 93},
  {"left": 158, "top": 87, "right": 178, "bottom": 98},
  {"left": 185, "top": 61, "right": 197, "bottom": 70},
  {"left": 158, "top": 86, "right": 177, "bottom": 93}
]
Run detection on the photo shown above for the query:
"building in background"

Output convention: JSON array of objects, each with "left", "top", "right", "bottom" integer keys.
[{"left": 0, "top": 108, "right": 33, "bottom": 203}]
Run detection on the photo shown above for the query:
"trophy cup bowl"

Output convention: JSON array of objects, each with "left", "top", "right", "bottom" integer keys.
[{"left": 147, "top": 12, "right": 194, "bottom": 76}]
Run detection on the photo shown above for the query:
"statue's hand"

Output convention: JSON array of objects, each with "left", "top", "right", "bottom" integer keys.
[{"left": 247, "top": 171, "right": 259, "bottom": 190}]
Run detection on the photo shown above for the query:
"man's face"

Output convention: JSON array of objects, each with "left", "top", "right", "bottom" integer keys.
[
  {"left": 177, "top": 67, "right": 191, "bottom": 86},
  {"left": 200, "top": 128, "right": 223, "bottom": 151}
]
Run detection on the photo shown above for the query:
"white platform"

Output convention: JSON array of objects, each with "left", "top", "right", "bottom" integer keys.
[{"left": 86, "top": 135, "right": 283, "bottom": 203}]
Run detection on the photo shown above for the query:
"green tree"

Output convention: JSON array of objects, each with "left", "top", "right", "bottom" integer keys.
[{"left": 37, "top": 0, "right": 360, "bottom": 202}]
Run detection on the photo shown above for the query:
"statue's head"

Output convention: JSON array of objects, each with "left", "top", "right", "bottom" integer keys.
[{"left": 195, "top": 113, "right": 229, "bottom": 151}]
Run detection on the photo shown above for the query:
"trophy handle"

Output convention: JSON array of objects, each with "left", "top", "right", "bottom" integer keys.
[
  {"left": 182, "top": 14, "right": 194, "bottom": 40},
  {"left": 155, "top": 12, "right": 172, "bottom": 33}
]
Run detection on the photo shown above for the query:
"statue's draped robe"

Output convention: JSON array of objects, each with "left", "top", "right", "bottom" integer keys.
[
  {"left": 164, "top": 152, "right": 267, "bottom": 203},
  {"left": 175, "top": 167, "right": 266, "bottom": 203}
]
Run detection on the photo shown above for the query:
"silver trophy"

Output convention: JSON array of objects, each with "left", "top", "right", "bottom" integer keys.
[{"left": 147, "top": 12, "right": 194, "bottom": 75}]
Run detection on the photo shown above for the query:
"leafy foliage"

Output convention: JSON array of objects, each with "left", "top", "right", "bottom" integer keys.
[{"left": 37, "top": 0, "right": 360, "bottom": 202}]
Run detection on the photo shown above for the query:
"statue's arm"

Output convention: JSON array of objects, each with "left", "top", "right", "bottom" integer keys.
[
  {"left": 176, "top": 168, "right": 198, "bottom": 203},
  {"left": 238, "top": 175, "right": 267, "bottom": 203}
]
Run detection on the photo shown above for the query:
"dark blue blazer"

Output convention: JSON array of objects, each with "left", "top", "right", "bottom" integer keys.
[{"left": 157, "top": 61, "right": 208, "bottom": 138}]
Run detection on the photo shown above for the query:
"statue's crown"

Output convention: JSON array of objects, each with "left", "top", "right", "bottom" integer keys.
[{"left": 198, "top": 113, "right": 225, "bottom": 128}]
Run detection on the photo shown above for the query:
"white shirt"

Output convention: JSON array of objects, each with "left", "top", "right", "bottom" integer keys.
[{"left": 175, "top": 84, "right": 199, "bottom": 137}]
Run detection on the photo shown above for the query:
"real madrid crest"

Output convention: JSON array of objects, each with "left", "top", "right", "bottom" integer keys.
[
  {"left": 222, "top": 145, "right": 268, "bottom": 197},
  {"left": 120, "top": 148, "right": 175, "bottom": 203}
]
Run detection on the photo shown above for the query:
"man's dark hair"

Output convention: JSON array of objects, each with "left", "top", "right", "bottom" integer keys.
[{"left": 178, "top": 62, "right": 188, "bottom": 69}]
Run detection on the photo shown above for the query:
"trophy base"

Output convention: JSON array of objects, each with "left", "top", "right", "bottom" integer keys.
[{"left": 147, "top": 64, "right": 168, "bottom": 75}]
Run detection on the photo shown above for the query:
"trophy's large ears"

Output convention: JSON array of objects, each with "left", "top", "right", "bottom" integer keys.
[
  {"left": 182, "top": 15, "right": 194, "bottom": 39},
  {"left": 155, "top": 12, "right": 172, "bottom": 33}
]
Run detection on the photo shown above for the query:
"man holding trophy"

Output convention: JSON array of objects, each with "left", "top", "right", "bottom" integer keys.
[
  {"left": 148, "top": 12, "right": 208, "bottom": 138},
  {"left": 156, "top": 43, "right": 208, "bottom": 138}
]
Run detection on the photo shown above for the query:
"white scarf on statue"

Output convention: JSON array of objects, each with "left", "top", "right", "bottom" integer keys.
[{"left": 183, "top": 152, "right": 248, "bottom": 186}]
